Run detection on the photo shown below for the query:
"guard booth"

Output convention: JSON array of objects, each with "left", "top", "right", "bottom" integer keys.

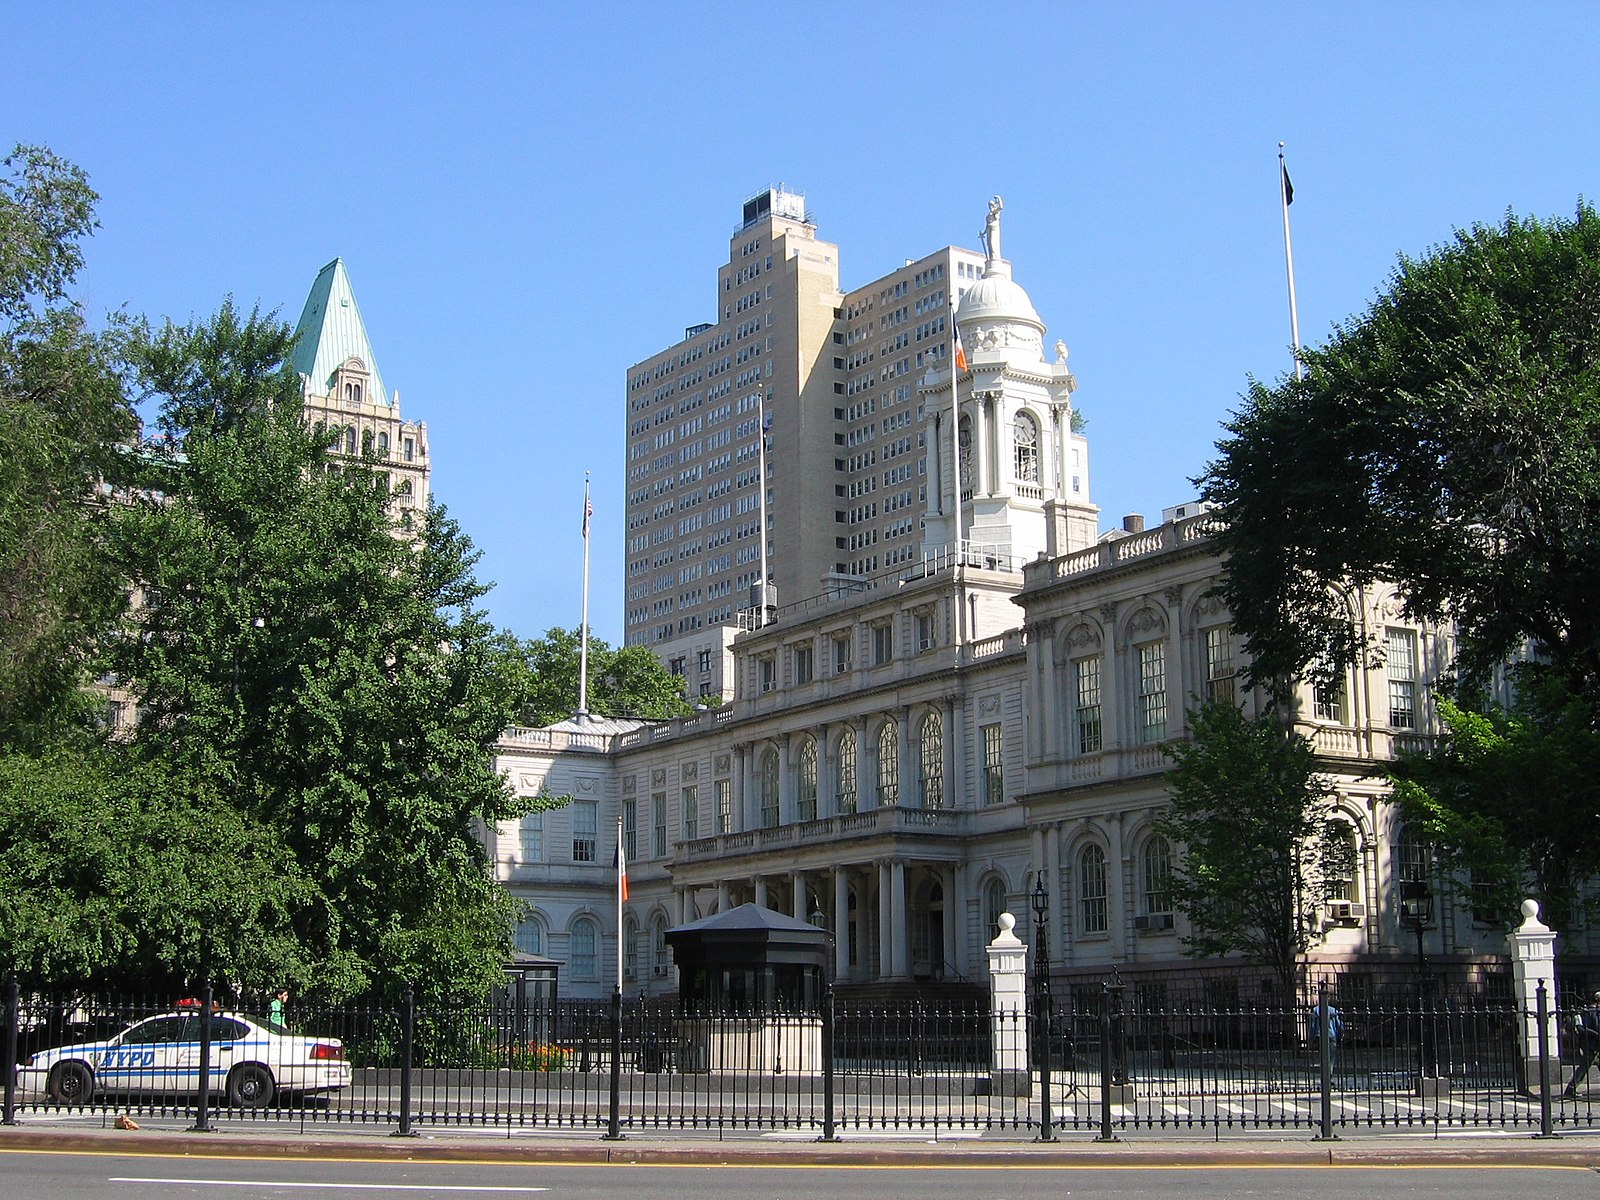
[
  {"left": 665, "top": 904, "right": 829, "bottom": 1073},
  {"left": 493, "top": 953, "right": 560, "bottom": 1048}
]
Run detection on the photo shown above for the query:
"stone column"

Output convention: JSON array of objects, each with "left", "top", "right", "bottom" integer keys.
[
  {"left": 833, "top": 867, "right": 851, "bottom": 980},
  {"left": 890, "top": 859, "right": 910, "bottom": 978},
  {"left": 1509, "top": 898, "right": 1563, "bottom": 1092},
  {"left": 735, "top": 744, "right": 752, "bottom": 832},
  {"left": 791, "top": 870, "right": 807, "bottom": 921},
  {"left": 753, "top": 875, "right": 768, "bottom": 910},
  {"left": 779, "top": 733, "right": 796, "bottom": 826},
  {"left": 942, "top": 863, "right": 959, "bottom": 976},
  {"left": 818, "top": 724, "right": 835, "bottom": 817},
  {"left": 717, "top": 880, "right": 731, "bottom": 912},
  {"left": 877, "top": 859, "right": 894, "bottom": 976},
  {"left": 987, "top": 912, "right": 1030, "bottom": 1096},
  {"left": 1038, "top": 621, "right": 1060, "bottom": 765},
  {"left": 897, "top": 707, "right": 913, "bottom": 807}
]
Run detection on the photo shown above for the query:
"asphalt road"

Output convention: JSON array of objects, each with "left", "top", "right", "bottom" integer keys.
[{"left": 0, "top": 1150, "right": 1597, "bottom": 1200}]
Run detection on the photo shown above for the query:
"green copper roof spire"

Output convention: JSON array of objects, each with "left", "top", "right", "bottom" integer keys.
[{"left": 290, "top": 258, "right": 391, "bottom": 407}]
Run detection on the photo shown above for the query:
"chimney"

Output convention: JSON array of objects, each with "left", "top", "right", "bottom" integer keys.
[{"left": 1123, "top": 513, "right": 1145, "bottom": 534}]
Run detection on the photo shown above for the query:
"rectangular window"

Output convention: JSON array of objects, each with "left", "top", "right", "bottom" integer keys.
[
  {"left": 1204, "top": 627, "right": 1236, "bottom": 705},
  {"left": 1314, "top": 675, "right": 1347, "bottom": 722},
  {"left": 833, "top": 634, "right": 852, "bottom": 674},
  {"left": 981, "top": 723, "right": 1004, "bottom": 805},
  {"left": 682, "top": 786, "right": 698, "bottom": 841},
  {"left": 1387, "top": 628, "right": 1418, "bottom": 728},
  {"left": 652, "top": 792, "right": 668, "bottom": 858},
  {"left": 795, "top": 643, "right": 813, "bottom": 685},
  {"left": 759, "top": 655, "right": 776, "bottom": 694},
  {"left": 1074, "top": 657, "right": 1103, "bottom": 754},
  {"left": 622, "top": 799, "right": 637, "bottom": 861},
  {"left": 714, "top": 778, "right": 731, "bottom": 835},
  {"left": 873, "top": 622, "right": 893, "bottom": 665},
  {"left": 697, "top": 649, "right": 713, "bottom": 673},
  {"left": 518, "top": 812, "right": 543, "bottom": 863},
  {"left": 915, "top": 611, "right": 935, "bottom": 652},
  {"left": 403, "top": 437, "right": 415, "bottom": 462},
  {"left": 1138, "top": 642, "right": 1167, "bottom": 743},
  {"left": 572, "top": 800, "right": 597, "bottom": 863}
]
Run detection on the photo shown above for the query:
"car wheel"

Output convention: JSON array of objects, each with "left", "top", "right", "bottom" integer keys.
[
  {"left": 226, "top": 1063, "right": 275, "bottom": 1108},
  {"left": 47, "top": 1061, "right": 93, "bottom": 1106}
]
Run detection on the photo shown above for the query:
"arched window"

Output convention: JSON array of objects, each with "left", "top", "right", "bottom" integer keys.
[
  {"left": 351, "top": 382, "right": 362, "bottom": 404},
  {"left": 623, "top": 916, "right": 639, "bottom": 980},
  {"left": 797, "top": 738, "right": 818, "bottom": 822},
  {"left": 651, "top": 914, "right": 669, "bottom": 978},
  {"left": 983, "top": 878, "right": 1008, "bottom": 940},
  {"left": 876, "top": 719, "right": 899, "bottom": 806},
  {"left": 1079, "top": 844, "right": 1108, "bottom": 934},
  {"left": 1321, "top": 819, "right": 1359, "bottom": 902},
  {"left": 918, "top": 711, "right": 944, "bottom": 809},
  {"left": 377, "top": 431, "right": 389, "bottom": 455},
  {"left": 514, "top": 913, "right": 543, "bottom": 955},
  {"left": 836, "top": 729, "right": 857, "bottom": 814},
  {"left": 1142, "top": 834, "right": 1173, "bottom": 916},
  {"left": 1013, "top": 410, "right": 1039, "bottom": 483},
  {"left": 759, "top": 747, "right": 779, "bottom": 828},
  {"left": 570, "top": 918, "right": 598, "bottom": 980},
  {"left": 361, "top": 429, "right": 374, "bottom": 454},
  {"left": 343, "top": 427, "right": 357, "bottom": 454}
]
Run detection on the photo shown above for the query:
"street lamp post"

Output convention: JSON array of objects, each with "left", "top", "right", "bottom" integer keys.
[
  {"left": 1031, "top": 877, "right": 1056, "bottom": 1142},
  {"left": 1400, "top": 880, "right": 1439, "bottom": 1087}
]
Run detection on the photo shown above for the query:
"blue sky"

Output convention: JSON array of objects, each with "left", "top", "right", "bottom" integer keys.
[{"left": 9, "top": 2, "right": 1598, "bottom": 644}]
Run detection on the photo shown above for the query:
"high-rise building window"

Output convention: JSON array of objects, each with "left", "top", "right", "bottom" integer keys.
[
  {"left": 1387, "top": 628, "right": 1418, "bottom": 728},
  {"left": 798, "top": 739, "right": 818, "bottom": 822},
  {"left": 1137, "top": 642, "right": 1167, "bottom": 743},
  {"left": 876, "top": 719, "right": 899, "bottom": 806},
  {"left": 1079, "top": 844, "right": 1109, "bottom": 934},
  {"left": 1204, "top": 627, "right": 1236, "bottom": 705},
  {"left": 1074, "top": 657, "right": 1103, "bottom": 754},
  {"left": 918, "top": 711, "right": 943, "bottom": 809},
  {"left": 836, "top": 730, "right": 858, "bottom": 814},
  {"left": 981, "top": 723, "right": 1004, "bottom": 805}
]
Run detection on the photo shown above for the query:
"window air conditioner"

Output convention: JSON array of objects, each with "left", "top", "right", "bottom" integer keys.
[
  {"left": 1133, "top": 913, "right": 1174, "bottom": 932},
  {"left": 1326, "top": 900, "right": 1365, "bottom": 922}
]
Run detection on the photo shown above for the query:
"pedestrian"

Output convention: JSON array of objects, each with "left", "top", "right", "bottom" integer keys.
[
  {"left": 1561, "top": 990, "right": 1600, "bottom": 1099},
  {"left": 269, "top": 988, "right": 290, "bottom": 1029},
  {"left": 1309, "top": 1000, "right": 1344, "bottom": 1074}
]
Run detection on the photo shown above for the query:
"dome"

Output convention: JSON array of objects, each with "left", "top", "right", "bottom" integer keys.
[{"left": 956, "top": 260, "right": 1043, "bottom": 331}]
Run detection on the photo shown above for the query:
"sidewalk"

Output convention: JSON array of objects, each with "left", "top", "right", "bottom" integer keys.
[{"left": 2, "top": 1115, "right": 1597, "bottom": 1169}]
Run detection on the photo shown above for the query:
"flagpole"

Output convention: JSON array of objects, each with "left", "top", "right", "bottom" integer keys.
[
  {"left": 578, "top": 473, "right": 592, "bottom": 721},
  {"left": 615, "top": 815, "right": 625, "bottom": 992},
  {"left": 1278, "top": 141, "right": 1304, "bottom": 381},
  {"left": 756, "top": 385, "right": 769, "bottom": 629},
  {"left": 949, "top": 262, "right": 967, "bottom": 660}
]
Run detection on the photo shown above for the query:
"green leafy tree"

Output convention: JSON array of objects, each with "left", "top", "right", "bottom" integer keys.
[
  {"left": 110, "top": 303, "right": 534, "bottom": 1001},
  {"left": 1202, "top": 205, "right": 1600, "bottom": 915},
  {"left": 1157, "top": 701, "right": 1338, "bottom": 999},
  {"left": 0, "top": 145, "right": 136, "bottom": 748},
  {"left": 1205, "top": 205, "right": 1600, "bottom": 696},
  {"left": 1390, "top": 680, "right": 1600, "bottom": 932},
  {"left": 518, "top": 626, "right": 694, "bottom": 727}
]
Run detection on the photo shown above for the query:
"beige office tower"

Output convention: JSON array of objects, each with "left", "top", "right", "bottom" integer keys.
[
  {"left": 624, "top": 189, "right": 1096, "bottom": 670},
  {"left": 292, "top": 258, "right": 430, "bottom": 523}
]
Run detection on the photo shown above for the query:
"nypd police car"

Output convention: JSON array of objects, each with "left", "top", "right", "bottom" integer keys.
[{"left": 17, "top": 1007, "right": 351, "bottom": 1107}]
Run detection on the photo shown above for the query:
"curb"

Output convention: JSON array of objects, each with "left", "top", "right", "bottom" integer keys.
[{"left": 2, "top": 1125, "right": 1597, "bottom": 1169}]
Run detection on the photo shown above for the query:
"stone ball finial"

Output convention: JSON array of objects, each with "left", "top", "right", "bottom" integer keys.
[
  {"left": 997, "top": 911, "right": 1016, "bottom": 935},
  {"left": 1522, "top": 898, "right": 1540, "bottom": 921}
]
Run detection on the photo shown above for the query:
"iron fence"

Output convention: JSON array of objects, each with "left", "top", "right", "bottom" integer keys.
[{"left": 3, "top": 977, "right": 1593, "bottom": 1139}]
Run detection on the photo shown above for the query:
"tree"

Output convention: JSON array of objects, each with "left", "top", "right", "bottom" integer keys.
[
  {"left": 1202, "top": 205, "right": 1600, "bottom": 917},
  {"left": 1157, "top": 701, "right": 1338, "bottom": 999},
  {"left": 0, "top": 145, "right": 136, "bottom": 748},
  {"left": 517, "top": 627, "right": 694, "bottom": 728},
  {"left": 1205, "top": 206, "right": 1600, "bottom": 696},
  {"left": 109, "top": 303, "right": 535, "bottom": 1001}
]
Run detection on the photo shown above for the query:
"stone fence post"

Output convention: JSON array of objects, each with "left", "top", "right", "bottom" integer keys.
[
  {"left": 987, "top": 912, "right": 1030, "bottom": 1096},
  {"left": 1508, "top": 898, "right": 1562, "bottom": 1093}
]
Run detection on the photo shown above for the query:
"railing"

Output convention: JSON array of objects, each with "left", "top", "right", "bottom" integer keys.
[
  {"left": 7, "top": 984, "right": 1586, "bottom": 1138},
  {"left": 673, "top": 806, "right": 967, "bottom": 863}
]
